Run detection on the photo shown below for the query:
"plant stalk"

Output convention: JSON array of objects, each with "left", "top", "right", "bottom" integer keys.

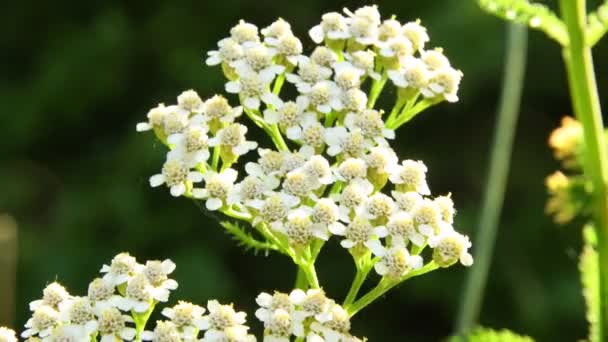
[
  {"left": 456, "top": 23, "right": 527, "bottom": 334},
  {"left": 560, "top": 0, "right": 608, "bottom": 339}
]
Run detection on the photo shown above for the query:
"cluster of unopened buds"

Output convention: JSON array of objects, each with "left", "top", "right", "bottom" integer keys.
[
  {"left": 0, "top": 253, "right": 363, "bottom": 342},
  {"left": 545, "top": 116, "right": 598, "bottom": 225}
]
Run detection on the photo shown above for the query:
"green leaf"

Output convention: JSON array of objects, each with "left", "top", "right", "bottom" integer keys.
[
  {"left": 449, "top": 327, "right": 535, "bottom": 342},
  {"left": 478, "top": 0, "right": 569, "bottom": 46},
  {"left": 580, "top": 225, "right": 600, "bottom": 342},
  {"left": 220, "top": 220, "right": 279, "bottom": 255},
  {"left": 587, "top": 1, "right": 608, "bottom": 46}
]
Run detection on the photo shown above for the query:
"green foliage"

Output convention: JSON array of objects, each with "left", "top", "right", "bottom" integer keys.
[
  {"left": 587, "top": 1, "right": 608, "bottom": 46},
  {"left": 580, "top": 225, "right": 600, "bottom": 342},
  {"left": 449, "top": 327, "right": 535, "bottom": 342},
  {"left": 478, "top": 0, "right": 569, "bottom": 46},
  {"left": 220, "top": 221, "right": 278, "bottom": 255}
]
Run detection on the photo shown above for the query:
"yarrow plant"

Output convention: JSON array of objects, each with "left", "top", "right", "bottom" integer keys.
[{"left": 1, "top": 5, "right": 473, "bottom": 341}]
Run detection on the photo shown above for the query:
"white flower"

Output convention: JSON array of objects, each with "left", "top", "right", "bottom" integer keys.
[
  {"left": 412, "top": 198, "right": 442, "bottom": 237},
  {"left": 329, "top": 216, "right": 380, "bottom": 249},
  {"left": 275, "top": 34, "right": 304, "bottom": 66},
  {"left": 310, "top": 197, "right": 347, "bottom": 233},
  {"left": 231, "top": 43, "right": 285, "bottom": 77},
  {"left": 343, "top": 5, "right": 381, "bottom": 46},
  {"left": 136, "top": 103, "right": 167, "bottom": 132},
  {"left": 282, "top": 168, "right": 316, "bottom": 198},
  {"left": 310, "top": 46, "right": 339, "bottom": 68},
  {"left": 344, "top": 109, "right": 394, "bottom": 141},
  {"left": 255, "top": 291, "right": 294, "bottom": 323},
  {"left": 309, "top": 12, "right": 351, "bottom": 44},
  {"left": 100, "top": 253, "right": 142, "bottom": 287},
  {"left": 389, "top": 159, "right": 430, "bottom": 195},
  {"left": 47, "top": 324, "right": 92, "bottom": 342},
  {"left": 228, "top": 174, "right": 279, "bottom": 207},
  {"left": 340, "top": 88, "right": 368, "bottom": 113},
  {"left": 193, "top": 168, "right": 239, "bottom": 211},
  {"left": 309, "top": 304, "right": 352, "bottom": 342},
  {"left": 387, "top": 56, "right": 431, "bottom": 90},
  {"left": 365, "top": 241, "right": 423, "bottom": 278},
  {"left": 208, "top": 123, "right": 258, "bottom": 156},
  {"left": 435, "top": 195, "right": 456, "bottom": 224},
  {"left": 303, "top": 155, "right": 335, "bottom": 187},
  {"left": 384, "top": 211, "right": 425, "bottom": 247},
  {"left": 426, "top": 67, "right": 463, "bottom": 103},
  {"left": 167, "top": 116, "right": 210, "bottom": 168},
  {"left": 335, "top": 158, "right": 368, "bottom": 182},
  {"left": 0, "top": 327, "right": 17, "bottom": 342},
  {"left": 263, "top": 98, "right": 315, "bottom": 140},
  {"left": 403, "top": 20, "right": 430, "bottom": 51},
  {"left": 344, "top": 50, "right": 379, "bottom": 80},
  {"left": 333, "top": 62, "right": 364, "bottom": 90},
  {"left": 160, "top": 105, "right": 190, "bottom": 136},
  {"left": 177, "top": 89, "right": 204, "bottom": 114},
  {"left": 197, "top": 300, "right": 250, "bottom": 341},
  {"left": 230, "top": 20, "right": 261, "bottom": 45},
  {"left": 378, "top": 35, "right": 413, "bottom": 62},
  {"left": 421, "top": 48, "right": 451, "bottom": 71},
  {"left": 246, "top": 149, "right": 285, "bottom": 178},
  {"left": 325, "top": 127, "right": 371, "bottom": 158},
  {"left": 87, "top": 278, "right": 123, "bottom": 311},
  {"left": 428, "top": 228, "right": 473, "bottom": 267},
  {"left": 274, "top": 208, "right": 330, "bottom": 245},
  {"left": 261, "top": 308, "right": 306, "bottom": 342},
  {"left": 58, "top": 297, "right": 98, "bottom": 335},
  {"left": 149, "top": 157, "right": 203, "bottom": 197},
  {"left": 288, "top": 289, "right": 332, "bottom": 322},
  {"left": 29, "top": 282, "right": 70, "bottom": 311},
  {"left": 286, "top": 57, "right": 332, "bottom": 94},
  {"left": 206, "top": 38, "right": 244, "bottom": 66},
  {"left": 161, "top": 301, "right": 206, "bottom": 339},
  {"left": 281, "top": 147, "right": 314, "bottom": 174},
  {"left": 365, "top": 146, "right": 399, "bottom": 174},
  {"left": 377, "top": 18, "right": 403, "bottom": 43},
  {"left": 115, "top": 274, "right": 154, "bottom": 313},
  {"left": 358, "top": 192, "right": 395, "bottom": 220},
  {"left": 297, "top": 80, "right": 343, "bottom": 114},
  {"left": 202, "top": 326, "right": 255, "bottom": 342},
  {"left": 250, "top": 191, "right": 300, "bottom": 230},
  {"left": 333, "top": 178, "right": 374, "bottom": 216},
  {"left": 391, "top": 191, "right": 423, "bottom": 213},
  {"left": 143, "top": 259, "right": 178, "bottom": 302},
  {"left": 203, "top": 95, "right": 243, "bottom": 124},
  {"left": 298, "top": 116, "right": 326, "bottom": 149},
  {"left": 141, "top": 321, "right": 181, "bottom": 342},
  {"left": 95, "top": 307, "right": 136, "bottom": 342},
  {"left": 22, "top": 306, "right": 59, "bottom": 339},
  {"left": 226, "top": 70, "right": 283, "bottom": 110},
  {"left": 262, "top": 18, "right": 293, "bottom": 43}
]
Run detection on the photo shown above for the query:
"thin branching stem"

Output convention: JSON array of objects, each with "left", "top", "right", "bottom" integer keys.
[{"left": 456, "top": 23, "right": 527, "bottom": 334}]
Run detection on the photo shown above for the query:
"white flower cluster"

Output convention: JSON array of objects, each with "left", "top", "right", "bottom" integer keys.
[
  {"left": 138, "top": 5, "right": 471, "bottom": 273},
  {"left": 0, "top": 327, "right": 18, "bottom": 342},
  {"left": 255, "top": 289, "right": 364, "bottom": 342},
  {"left": 17, "top": 253, "right": 178, "bottom": 342}
]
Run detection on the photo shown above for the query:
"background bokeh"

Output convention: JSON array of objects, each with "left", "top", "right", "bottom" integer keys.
[{"left": 2, "top": 0, "right": 608, "bottom": 340}]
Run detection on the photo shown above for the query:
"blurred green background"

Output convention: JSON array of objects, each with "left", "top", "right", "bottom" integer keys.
[{"left": 2, "top": 0, "right": 608, "bottom": 340}]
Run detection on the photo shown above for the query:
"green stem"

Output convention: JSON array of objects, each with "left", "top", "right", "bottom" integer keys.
[
  {"left": 298, "top": 262, "right": 320, "bottom": 288},
  {"left": 346, "top": 262, "right": 438, "bottom": 317},
  {"left": 343, "top": 267, "right": 370, "bottom": 307},
  {"left": 211, "top": 146, "right": 220, "bottom": 171},
  {"left": 133, "top": 302, "right": 156, "bottom": 342},
  {"left": 295, "top": 268, "right": 308, "bottom": 289},
  {"left": 386, "top": 96, "right": 407, "bottom": 124},
  {"left": 456, "top": 23, "right": 528, "bottom": 334},
  {"left": 386, "top": 97, "right": 440, "bottom": 129},
  {"left": 367, "top": 71, "right": 388, "bottom": 109},
  {"left": 273, "top": 73, "right": 286, "bottom": 95},
  {"left": 560, "top": 1, "right": 608, "bottom": 340}
]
